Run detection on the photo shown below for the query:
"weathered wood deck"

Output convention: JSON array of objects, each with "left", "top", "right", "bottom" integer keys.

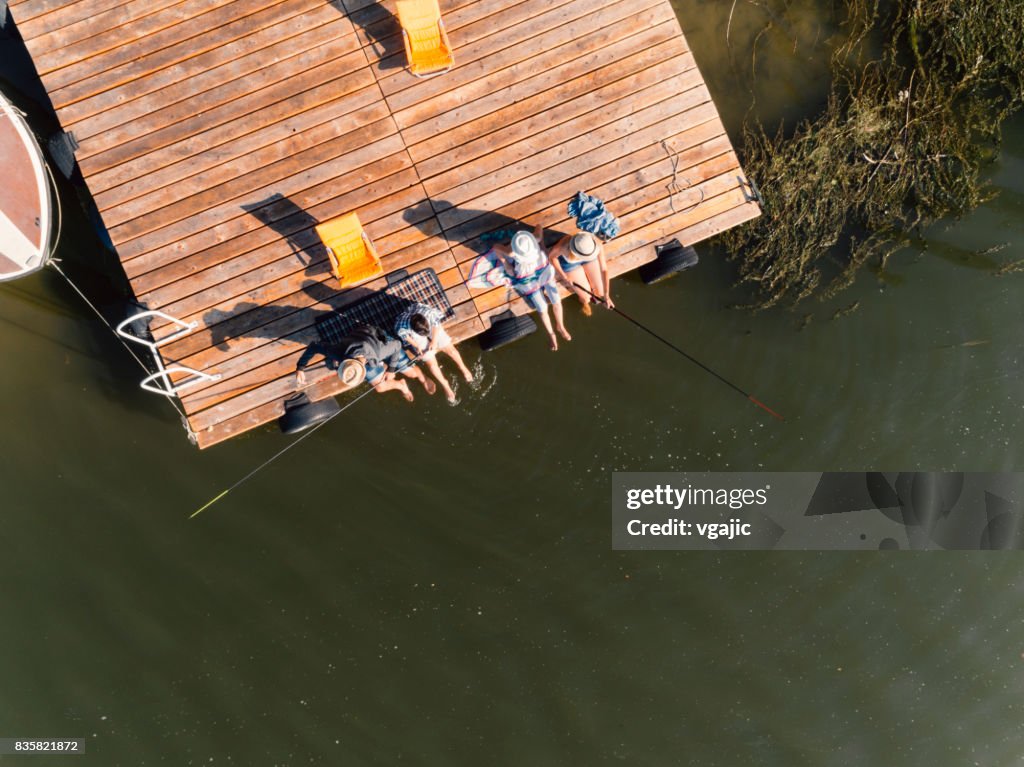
[{"left": 10, "top": 0, "right": 760, "bottom": 449}]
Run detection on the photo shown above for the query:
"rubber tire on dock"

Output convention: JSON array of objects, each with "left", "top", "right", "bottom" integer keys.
[
  {"left": 639, "top": 240, "right": 699, "bottom": 285},
  {"left": 278, "top": 393, "right": 341, "bottom": 435},
  {"left": 478, "top": 312, "right": 538, "bottom": 351}
]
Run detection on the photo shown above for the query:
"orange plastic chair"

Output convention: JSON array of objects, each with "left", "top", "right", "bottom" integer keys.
[
  {"left": 395, "top": 0, "right": 454, "bottom": 78},
  {"left": 314, "top": 213, "right": 383, "bottom": 287}
]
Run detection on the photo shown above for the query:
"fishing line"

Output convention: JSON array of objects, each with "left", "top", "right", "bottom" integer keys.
[
  {"left": 47, "top": 259, "right": 189, "bottom": 423},
  {"left": 192, "top": 336, "right": 432, "bottom": 518},
  {"left": 189, "top": 383, "right": 378, "bottom": 519},
  {"left": 576, "top": 284, "right": 784, "bottom": 421}
]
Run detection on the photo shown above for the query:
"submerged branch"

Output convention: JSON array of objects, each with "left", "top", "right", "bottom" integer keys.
[{"left": 718, "top": 0, "right": 1024, "bottom": 309}]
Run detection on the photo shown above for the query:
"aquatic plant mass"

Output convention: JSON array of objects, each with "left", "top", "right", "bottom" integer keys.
[{"left": 722, "top": 0, "right": 1024, "bottom": 308}]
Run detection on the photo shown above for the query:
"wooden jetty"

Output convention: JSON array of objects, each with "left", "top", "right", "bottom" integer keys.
[{"left": 9, "top": 0, "right": 760, "bottom": 449}]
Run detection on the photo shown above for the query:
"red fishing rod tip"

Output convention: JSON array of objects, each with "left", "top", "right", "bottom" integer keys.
[{"left": 748, "top": 395, "right": 785, "bottom": 421}]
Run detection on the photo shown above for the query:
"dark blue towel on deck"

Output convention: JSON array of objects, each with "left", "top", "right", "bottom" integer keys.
[{"left": 568, "top": 191, "right": 620, "bottom": 240}]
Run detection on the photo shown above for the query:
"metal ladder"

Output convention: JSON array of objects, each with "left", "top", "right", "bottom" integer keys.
[{"left": 115, "top": 310, "right": 221, "bottom": 397}]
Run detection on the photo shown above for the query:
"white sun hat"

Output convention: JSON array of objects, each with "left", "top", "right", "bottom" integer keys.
[
  {"left": 566, "top": 232, "right": 598, "bottom": 262},
  {"left": 510, "top": 230, "right": 541, "bottom": 262}
]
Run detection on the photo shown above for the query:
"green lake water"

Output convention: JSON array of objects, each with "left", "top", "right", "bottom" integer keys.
[{"left": 2, "top": 2, "right": 1023, "bottom": 764}]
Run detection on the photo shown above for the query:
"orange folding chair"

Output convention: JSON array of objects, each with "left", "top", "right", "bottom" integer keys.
[
  {"left": 314, "top": 213, "right": 383, "bottom": 287},
  {"left": 395, "top": 0, "right": 454, "bottom": 78}
]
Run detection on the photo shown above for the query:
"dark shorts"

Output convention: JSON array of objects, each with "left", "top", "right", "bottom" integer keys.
[{"left": 363, "top": 359, "right": 387, "bottom": 386}]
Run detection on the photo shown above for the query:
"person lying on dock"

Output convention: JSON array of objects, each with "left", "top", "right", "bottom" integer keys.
[
  {"left": 395, "top": 302, "right": 473, "bottom": 403},
  {"left": 493, "top": 226, "right": 571, "bottom": 351},
  {"left": 294, "top": 324, "right": 435, "bottom": 401},
  {"left": 547, "top": 230, "right": 613, "bottom": 315}
]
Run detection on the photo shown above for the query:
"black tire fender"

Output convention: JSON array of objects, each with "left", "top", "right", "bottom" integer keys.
[
  {"left": 478, "top": 310, "right": 538, "bottom": 351},
  {"left": 277, "top": 393, "right": 341, "bottom": 435},
  {"left": 639, "top": 239, "right": 699, "bottom": 285}
]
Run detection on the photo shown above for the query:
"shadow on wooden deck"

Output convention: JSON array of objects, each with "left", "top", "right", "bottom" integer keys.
[
  {"left": 328, "top": 0, "right": 404, "bottom": 71},
  {"left": 403, "top": 199, "right": 573, "bottom": 252}
]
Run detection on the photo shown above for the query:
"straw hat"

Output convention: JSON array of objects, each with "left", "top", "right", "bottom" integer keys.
[
  {"left": 565, "top": 232, "right": 598, "bottom": 263},
  {"left": 338, "top": 358, "right": 366, "bottom": 389},
  {"left": 510, "top": 230, "right": 541, "bottom": 262}
]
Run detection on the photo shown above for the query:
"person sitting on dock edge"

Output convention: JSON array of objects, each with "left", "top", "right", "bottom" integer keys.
[
  {"left": 294, "top": 324, "right": 435, "bottom": 401},
  {"left": 547, "top": 230, "right": 613, "bottom": 315},
  {"left": 494, "top": 226, "right": 571, "bottom": 351},
  {"left": 395, "top": 302, "right": 474, "bottom": 403}
]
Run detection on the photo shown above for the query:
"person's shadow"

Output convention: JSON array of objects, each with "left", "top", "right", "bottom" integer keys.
[
  {"left": 402, "top": 199, "right": 570, "bottom": 254},
  {"left": 328, "top": 0, "right": 404, "bottom": 71},
  {"left": 201, "top": 283, "right": 380, "bottom": 352}
]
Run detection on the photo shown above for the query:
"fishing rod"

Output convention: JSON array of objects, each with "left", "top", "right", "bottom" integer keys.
[
  {"left": 575, "top": 284, "right": 785, "bottom": 421},
  {"left": 190, "top": 383, "right": 377, "bottom": 519},
  {"left": 190, "top": 336, "right": 439, "bottom": 519}
]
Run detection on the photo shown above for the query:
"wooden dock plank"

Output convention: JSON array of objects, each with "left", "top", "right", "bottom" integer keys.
[
  {"left": 115, "top": 123, "right": 405, "bottom": 261},
  {"left": 93, "top": 81, "right": 384, "bottom": 213},
  {"left": 102, "top": 94, "right": 390, "bottom": 229},
  {"left": 432, "top": 99, "right": 720, "bottom": 234},
  {"left": 130, "top": 165, "right": 423, "bottom": 295},
  {"left": 45, "top": 0, "right": 311, "bottom": 103},
  {"left": 32, "top": 0, "right": 274, "bottom": 78},
  {"left": 424, "top": 76, "right": 707, "bottom": 199},
  {"left": 408, "top": 29, "right": 689, "bottom": 167},
  {"left": 143, "top": 183, "right": 444, "bottom": 334},
  {"left": 56, "top": 5, "right": 343, "bottom": 127},
  {"left": 9, "top": 0, "right": 761, "bottom": 449},
  {"left": 373, "top": 0, "right": 585, "bottom": 81},
  {"left": 17, "top": 0, "right": 147, "bottom": 42},
  {"left": 29, "top": 0, "right": 189, "bottom": 60},
  {"left": 7, "top": 0, "right": 100, "bottom": 24},
  {"left": 75, "top": 32, "right": 362, "bottom": 155},
  {"left": 89, "top": 67, "right": 377, "bottom": 199},
  {"left": 347, "top": 0, "right": 532, "bottom": 70},
  {"left": 439, "top": 117, "right": 729, "bottom": 252},
  {"left": 388, "top": 0, "right": 671, "bottom": 124},
  {"left": 76, "top": 47, "right": 370, "bottom": 176},
  {"left": 117, "top": 148, "right": 413, "bottom": 279}
]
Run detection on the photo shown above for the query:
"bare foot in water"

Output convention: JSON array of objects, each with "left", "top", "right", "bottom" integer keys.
[
  {"left": 549, "top": 332, "right": 558, "bottom": 351},
  {"left": 558, "top": 326, "right": 572, "bottom": 342},
  {"left": 581, "top": 301, "right": 592, "bottom": 317},
  {"left": 460, "top": 366, "right": 473, "bottom": 383},
  {"left": 422, "top": 377, "right": 436, "bottom": 395},
  {"left": 398, "top": 382, "right": 414, "bottom": 402}
]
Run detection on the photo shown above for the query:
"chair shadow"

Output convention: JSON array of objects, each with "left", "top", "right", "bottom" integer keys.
[
  {"left": 240, "top": 193, "right": 326, "bottom": 266},
  {"left": 199, "top": 193, "right": 378, "bottom": 352},
  {"left": 328, "top": 0, "right": 404, "bottom": 71},
  {"left": 203, "top": 192, "right": 429, "bottom": 361}
]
